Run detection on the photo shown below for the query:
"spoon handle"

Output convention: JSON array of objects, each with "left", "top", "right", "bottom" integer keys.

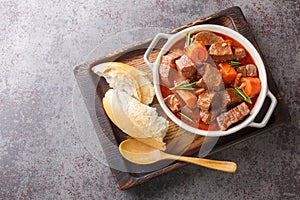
[{"left": 164, "top": 154, "right": 237, "bottom": 173}]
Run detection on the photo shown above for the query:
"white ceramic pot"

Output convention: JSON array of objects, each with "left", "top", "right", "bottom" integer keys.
[{"left": 144, "top": 24, "right": 277, "bottom": 137}]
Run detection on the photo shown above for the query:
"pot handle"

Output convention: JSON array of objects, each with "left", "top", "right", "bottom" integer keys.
[
  {"left": 248, "top": 90, "right": 277, "bottom": 128},
  {"left": 144, "top": 33, "right": 172, "bottom": 70}
]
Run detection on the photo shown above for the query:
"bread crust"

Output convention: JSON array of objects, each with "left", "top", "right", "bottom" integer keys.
[
  {"left": 102, "top": 89, "right": 168, "bottom": 150},
  {"left": 92, "top": 62, "right": 155, "bottom": 105}
]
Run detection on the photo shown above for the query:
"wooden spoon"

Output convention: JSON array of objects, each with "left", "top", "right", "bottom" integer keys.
[{"left": 119, "top": 139, "right": 237, "bottom": 173}]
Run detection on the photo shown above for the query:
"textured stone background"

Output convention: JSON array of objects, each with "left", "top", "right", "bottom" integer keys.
[{"left": 0, "top": 0, "right": 299, "bottom": 199}]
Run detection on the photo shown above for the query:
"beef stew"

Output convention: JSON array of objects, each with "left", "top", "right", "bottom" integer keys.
[{"left": 160, "top": 31, "right": 262, "bottom": 131}]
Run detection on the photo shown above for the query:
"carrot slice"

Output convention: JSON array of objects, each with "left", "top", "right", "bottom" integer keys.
[
  {"left": 241, "top": 77, "right": 261, "bottom": 97},
  {"left": 219, "top": 63, "right": 237, "bottom": 84},
  {"left": 175, "top": 90, "right": 197, "bottom": 109},
  {"left": 170, "top": 63, "right": 176, "bottom": 68},
  {"left": 186, "top": 41, "right": 208, "bottom": 66}
]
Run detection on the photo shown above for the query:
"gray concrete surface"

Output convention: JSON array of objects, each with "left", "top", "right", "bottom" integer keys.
[{"left": 0, "top": 0, "right": 299, "bottom": 199}]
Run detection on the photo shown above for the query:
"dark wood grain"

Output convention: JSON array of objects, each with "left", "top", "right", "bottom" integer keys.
[{"left": 73, "top": 6, "right": 290, "bottom": 190}]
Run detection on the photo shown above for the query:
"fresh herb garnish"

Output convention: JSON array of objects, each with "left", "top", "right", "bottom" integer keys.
[
  {"left": 229, "top": 61, "right": 241, "bottom": 68},
  {"left": 190, "top": 34, "right": 195, "bottom": 44},
  {"left": 179, "top": 112, "right": 194, "bottom": 123},
  {"left": 185, "top": 32, "right": 192, "bottom": 47},
  {"left": 234, "top": 87, "right": 252, "bottom": 104},
  {"left": 170, "top": 82, "right": 196, "bottom": 91}
]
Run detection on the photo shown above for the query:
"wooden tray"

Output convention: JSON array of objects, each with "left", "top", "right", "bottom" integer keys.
[{"left": 73, "top": 6, "right": 290, "bottom": 190}]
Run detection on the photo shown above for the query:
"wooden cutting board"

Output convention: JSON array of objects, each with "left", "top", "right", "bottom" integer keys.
[{"left": 73, "top": 6, "right": 290, "bottom": 190}]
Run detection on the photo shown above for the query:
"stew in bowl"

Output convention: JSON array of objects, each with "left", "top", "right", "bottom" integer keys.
[{"left": 144, "top": 25, "right": 277, "bottom": 137}]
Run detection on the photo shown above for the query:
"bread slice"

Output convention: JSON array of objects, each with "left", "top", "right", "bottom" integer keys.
[
  {"left": 92, "top": 62, "right": 155, "bottom": 105},
  {"left": 103, "top": 89, "right": 168, "bottom": 150}
]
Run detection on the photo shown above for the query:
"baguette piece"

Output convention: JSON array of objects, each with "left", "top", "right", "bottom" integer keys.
[
  {"left": 92, "top": 62, "right": 155, "bottom": 105},
  {"left": 103, "top": 89, "right": 168, "bottom": 150}
]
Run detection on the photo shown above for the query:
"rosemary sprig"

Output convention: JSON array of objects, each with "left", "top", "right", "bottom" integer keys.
[
  {"left": 185, "top": 32, "right": 195, "bottom": 47},
  {"left": 179, "top": 112, "right": 194, "bottom": 123},
  {"left": 190, "top": 34, "right": 195, "bottom": 44},
  {"left": 185, "top": 32, "right": 191, "bottom": 47},
  {"left": 229, "top": 61, "right": 241, "bottom": 68},
  {"left": 234, "top": 87, "right": 252, "bottom": 104},
  {"left": 170, "top": 82, "right": 196, "bottom": 91}
]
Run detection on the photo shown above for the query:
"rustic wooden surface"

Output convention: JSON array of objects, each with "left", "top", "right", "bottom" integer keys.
[
  {"left": 74, "top": 6, "right": 290, "bottom": 190},
  {"left": 2, "top": 1, "right": 299, "bottom": 199}
]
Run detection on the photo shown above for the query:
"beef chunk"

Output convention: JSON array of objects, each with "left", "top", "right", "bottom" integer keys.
[
  {"left": 164, "top": 94, "right": 180, "bottom": 113},
  {"left": 195, "top": 31, "right": 224, "bottom": 45},
  {"left": 199, "top": 110, "right": 220, "bottom": 124},
  {"left": 236, "top": 64, "right": 258, "bottom": 77},
  {"left": 175, "top": 54, "right": 197, "bottom": 79},
  {"left": 216, "top": 102, "right": 250, "bottom": 131},
  {"left": 159, "top": 49, "right": 184, "bottom": 87},
  {"left": 197, "top": 91, "right": 217, "bottom": 111},
  {"left": 197, "top": 88, "right": 241, "bottom": 112},
  {"left": 201, "top": 63, "right": 224, "bottom": 91},
  {"left": 159, "top": 64, "right": 176, "bottom": 87},
  {"left": 196, "top": 85, "right": 241, "bottom": 112},
  {"left": 199, "top": 110, "right": 212, "bottom": 124},
  {"left": 233, "top": 47, "right": 246, "bottom": 61},
  {"left": 225, "top": 88, "right": 243, "bottom": 107},
  {"left": 161, "top": 49, "right": 184, "bottom": 66},
  {"left": 208, "top": 40, "right": 234, "bottom": 62}
]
